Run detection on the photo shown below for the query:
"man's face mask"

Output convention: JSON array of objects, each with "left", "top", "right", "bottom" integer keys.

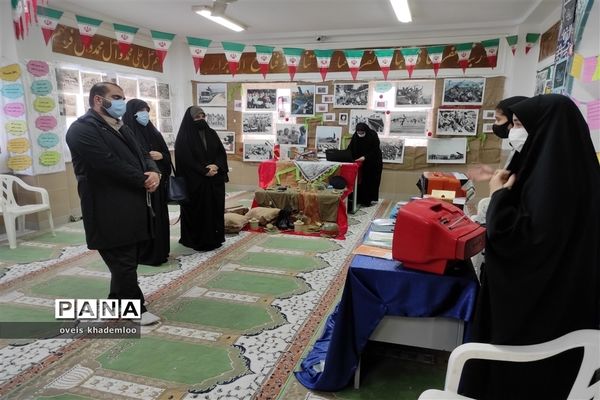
[
  {"left": 101, "top": 96, "right": 126, "bottom": 119},
  {"left": 508, "top": 127, "right": 528, "bottom": 152}
]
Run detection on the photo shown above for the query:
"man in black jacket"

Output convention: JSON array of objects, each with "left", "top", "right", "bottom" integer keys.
[{"left": 66, "top": 82, "right": 161, "bottom": 325}]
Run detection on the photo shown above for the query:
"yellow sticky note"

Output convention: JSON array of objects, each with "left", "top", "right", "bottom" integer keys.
[
  {"left": 593, "top": 56, "right": 600, "bottom": 81},
  {"left": 570, "top": 53, "right": 584, "bottom": 78}
]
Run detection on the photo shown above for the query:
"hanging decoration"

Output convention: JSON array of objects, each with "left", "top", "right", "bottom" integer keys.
[
  {"left": 313, "top": 49, "right": 333, "bottom": 81},
  {"left": 151, "top": 30, "right": 176, "bottom": 67},
  {"left": 374, "top": 49, "right": 395, "bottom": 80},
  {"left": 343, "top": 50, "right": 365, "bottom": 80},
  {"left": 11, "top": 0, "right": 43, "bottom": 40},
  {"left": 113, "top": 23, "right": 139, "bottom": 57},
  {"left": 399, "top": 47, "right": 420, "bottom": 78},
  {"left": 481, "top": 38, "right": 499, "bottom": 68},
  {"left": 282, "top": 48, "right": 304, "bottom": 81},
  {"left": 426, "top": 45, "right": 445, "bottom": 77},
  {"left": 254, "top": 45, "right": 274, "bottom": 78},
  {"left": 222, "top": 41, "right": 245, "bottom": 77},
  {"left": 506, "top": 35, "right": 518, "bottom": 55},
  {"left": 525, "top": 33, "right": 541, "bottom": 55},
  {"left": 75, "top": 15, "right": 102, "bottom": 50},
  {"left": 455, "top": 42, "right": 473, "bottom": 73},
  {"left": 37, "top": 5, "right": 63, "bottom": 45},
  {"left": 187, "top": 37, "right": 212, "bottom": 74}
]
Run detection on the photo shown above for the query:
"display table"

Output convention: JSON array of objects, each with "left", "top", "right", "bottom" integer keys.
[
  {"left": 257, "top": 160, "right": 360, "bottom": 213},
  {"left": 295, "top": 255, "right": 478, "bottom": 392}
]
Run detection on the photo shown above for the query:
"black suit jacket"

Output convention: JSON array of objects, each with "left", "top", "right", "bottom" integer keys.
[{"left": 66, "top": 109, "right": 159, "bottom": 250}]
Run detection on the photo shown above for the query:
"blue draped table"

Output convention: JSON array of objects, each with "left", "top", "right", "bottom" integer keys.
[{"left": 295, "top": 255, "right": 479, "bottom": 391}]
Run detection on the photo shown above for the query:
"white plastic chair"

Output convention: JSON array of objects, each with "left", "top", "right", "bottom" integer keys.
[
  {"left": 418, "top": 329, "right": 600, "bottom": 400},
  {"left": 0, "top": 174, "right": 55, "bottom": 249}
]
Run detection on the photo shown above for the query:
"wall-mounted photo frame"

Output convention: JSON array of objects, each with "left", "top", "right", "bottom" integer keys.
[
  {"left": 389, "top": 111, "right": 428, "bottom": 136},
  {"left": 316, "top": 126, "right": 343, "bottom": 158},
  {"left": 246, "top": 88, "right": 277, "bottom": 110},
  {"left": 291, "top": 85, "right": 315, "bottom": 116},
  {"left": 338, "top": 112, "right": 349, "bottom": 125},
  {"left": 217, "top": 131, "right": 235, "bottom": 154},
  {"left": 427, "top": 137, "right": 467, "bottom": 164},
  {"left": 349, "top": 109, "right": 385, "bottom": 133},
  {"left": 334, "top": 83, "right": 369, "bottom": 108},
  {"left": 395, "top": 80, "right": 435, "bottom": 107},
  {"left": 323, "top": 113, "right": 336, "bottom": 122},
  {"left": 322, "top": 94, "right": 334, "bottom": 103},
  {"left": 203, "top": 107, "right": 227, "bottom": 130},
  {"left": 482, "top": 123, "right": 494, "bottom": 133},
  {"left": 436, "top": 109, "right": 478, "bottom": 136},
  {"left": 157, "top": 82, "right": 170, "bottom": 100},
  {"left": 316, "top": 86, "right": 329, "bottom": 95},
  {"left": 380, "top": 137, "right": 405, "bottom": 164},
  {"left": 243, "top": 139, "right": 273, "bottom": 162},
  {"left": 482, "top": 109, "right": 496, "bottom": 119},
  {"left": 56, "top": 68, "right": 81, "bottom": 93},
  {"left": 139, "top": 79, "right": 157, "bottom": 98},
  {"left": 442, "top": 77, "right": 485, "bottom": 105},
  {"left": 196, "top": 83, "right": 227, "bottom": 106},
  {"left": 242, "top": 112, "right": 273, "bottom": 134},
  {"left": 275, "top": 123, "right": 307, "bottom": 145},
  {"left": 316, "top": 103, "right": 329, "bottom": 113}
]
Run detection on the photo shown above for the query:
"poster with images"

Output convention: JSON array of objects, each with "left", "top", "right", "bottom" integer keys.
[
  {"left": 117, "top": 76, "right": 138, "bottom": 99},
  {"left": 380, "top": 137, "right": 405, "bottom": 164},
  {"left": 55, "top": 68, "right": 80, "bottom": 93},
  {"left": 275, "top": 123, "right": 307, "bottom": 145},
  {"left": 535, "top": 65, "right": 554, "bottom": 95},
  {"left": 291, "top": 85, "right": 315, "bottom": 116},
  {"left": 243, "top": 113, "right": 273, "bottom": 134},
  {"left": 139, "top": 79, "right": 157, "bottom": 98},
  {"left": 552, "top": 60, "right": 568, "bottom": 91},
  {"left": 246, "top": 88, "right": 276, "bottom": 110},
  {"left": 349, "top": 109, "right": 385, "bottom": 133},
  {"left": 217, "top": 131, "right": 235, "bottom": 154},
  {"left": 427, "top": 137, "right": 467, "bottom": 164},
  {"left": 334, "top": 83, "right": 369, "bottom": 108},
  {"left": 58, "top": 93, "right": 78, "bottom": 117},
  {"left": 243, "top": 139, "right": 273, "bottom": 161},
  {"left": 436, "top": 109, "right": 478, "bottom": 136},
  {"left": 81, "top": 72, "right": 103, "bottom": 92},
  {"left": 395, "top": 81, "right": 435, "bottom": 107},
  {"left": 204, "top": 107, "right": 227, "bottom": 130},
  {"left": 196, "top": 82, "right": 227, "bottom": 106},
  {"left": 158, "top": 82, "right": 170, "bottom": 100},
  {"left": 442, "top": 77, "right": 485, "bottom": 105},
  {"left": 279, "top": 144, "right": 306, "bottom": 161},
  {"left": 159, "top": 100, "right": 171, "bottom": 118},
  {"left": 159, "top": 118, "right": 173, "bottom": 134},
  {"left": 315, "top": 126, "right": 342, "bottom": 157},
  {"left": 389, "top": 111, "right": 428, "bottom": 136}
]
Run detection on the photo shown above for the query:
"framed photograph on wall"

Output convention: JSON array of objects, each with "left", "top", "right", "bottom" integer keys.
[
  {"left": 242, "top": 112, "right": 273, "bottom": 134},
  {"left": 196, "top": 82, "right": 227, "bottom": 106},
  {"left": 323, "top": 113, "right": 336, "bottom": 122},
  {"left": 275, "top": 123, "right": 307, "bottom": 145},
  {"left": 436, "top": 109, "right": 479, "bottom": 136},
  {"left": 427, "top": 137, "right": 467, "bottom": 164},
  {"left": 315, "top": 126, "right": 342, "bottom": 157},
  {"left": 482, "top": 109, "right": 495, "bottom": 119},
  {"left": 334, "top": 83, "right": 369, "bottom": 108},
  {"left": 442, "top": 77, "right": 485, "bottom": 105},
  {"left": 158, "top": 82, "right": 170, "bottom": 100},
  {"left": 482, "top": 123, "right": 494, "bottom": 133},
  {"left": 389, "top": 111, "right": 428, "bottom": 136},
  {"left": 243, "top": 140, "right": 273, "bottom": 162},
  {"left": 338, "top": 112, "right": 349, "bottom": 125},
  {"left": 316, "top": 103, "right": 328, "bottom": 113},
  {"left": 217, "top": 131, "right": 235, "bottom": 154},
  {"left": 203, "top": 107, "right": 227, "bottom": 130},
  {"left": 395, "top": 80, "right": 435, "bottom": 107},
  {"left": 139, "top": 79, "right": 157, "bottom": 98},
  {"left": 322, "top": 94, "right": 334, "bottom": 103},
  {"left": 316, "top": 86, "right": 329, "bottom": 95},
  {"left": 56, "top": 68, "right": 81, "bottom": 93},
  {"left": 291, "top": 85, "right": 315, "bottom": 116},
  {"left": 246, "top": 88, "right": 277, "bottom": 110},
  {"left": 349, "top": 109, "right": 386, "bottom": 133},
  {"left": 380, "top": 137, "right": 405, "bottom": 164}
]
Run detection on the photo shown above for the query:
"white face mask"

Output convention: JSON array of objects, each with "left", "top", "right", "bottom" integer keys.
[{"left": 508, "top": 127, "right": 528, "bottom": 152}]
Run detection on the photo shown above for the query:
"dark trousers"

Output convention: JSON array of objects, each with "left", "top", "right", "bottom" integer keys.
[{"left": 98, "top": 243, "right": 147, "bottom": 314}]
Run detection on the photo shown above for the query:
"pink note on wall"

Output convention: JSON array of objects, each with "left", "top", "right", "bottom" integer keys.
[
  {"left": 587, "top": 99, "right": 600, "bottom": 130},
  {"left": 582, "top": 56, "right": 598, "bottom": 82}
]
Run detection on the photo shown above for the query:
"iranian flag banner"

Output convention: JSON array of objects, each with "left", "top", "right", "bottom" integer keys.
[
  {"left": 343, "top": 50, "right": 364, "bottom": 80},
  {"left": 113, "top": 23, "right": 138, "bottom": 57},
  {"left": 525, "top": 33, "right": 540, "bottom": 55},
  {"left": 426, "top": 45, "right": 445, "bottom": 77},
  {"left": 151, "top": 30, "right": 176, "bottom": 66},
  {"left": 455, "top": 42, "right": 473, "bottom": 73},
  {"left": 374, "top": 49, "right": 395, "bottom": 80},
  {"left": 481, "top": 38, "right": 499, "bottom": 68},
  {"left": 37, "top": 5, "right": 62, "bottom": 45},
  {"left": 283, "top": 47, "right": 304, "bottom": 81},
  {"left": 506, "top": 35, "right": 518, "bottom": 56},
  {"left": 222, "top": 41, "right": 245, "bottom": 77},
  {"left": 76, "top": 15, "right": 102, "bottom": 50},
  {"left": 254, "top": 45, "right": 274, "bottom": 78},
  {"left": 12, "top": 0, "right": 43, "bottom": 40},
  {"left": 187, "top": 37, "right": 211, "bottom": 74},
  {"left": 400, "top": 47, "right": 420, "bottom": 78},
  {"left": 314, "top": 49, "right": 333, "bottom": 81}
]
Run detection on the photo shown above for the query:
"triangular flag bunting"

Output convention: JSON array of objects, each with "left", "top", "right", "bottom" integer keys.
[
  {"left": 313, "top": 49, "right": 333, "bottom": 81},
  {"left": 506, "top": 35, "right": 518, "bottom": 56},
  {"left": 151, "top": 30, "right": 176, "bottom": 66},
  {"left": 254, "top": 45, "right": 274, "bottom": 78},
  {"left": 400, "top": 47, "right": 420, "bottom": 78},
  {"left": 481, "top": 38, "right": 499, "bottom": 68},
  {"left": 37, "top": 5, "right": 63, "bottom": 45},
  {"left": 113, "top": 23, "right": 138, "bottom": 57},
  {"left": 75, "top": 15, "right": 102, "bottom": 50},
  {"left": 283, "top": 47, "right": 304, "bottom": 80},
  {"left": 374, "top": 49, "right": 395, "bottom": 80},
  {"left": 187, "top": 37, "right": 211, "bottom": 74},
  {"left": 344, "top": 50, "right": 364, "bottom": 80},
  {"left": 525, "top": 33, "right": 540, "bottom": 54},
  {"left": 12, "top": 0, "right": 42, "bottom": 40},
  {"left": 426, "top": 45, "right": 445, "bottom": 77},
  {"left": 455, "top": 42, "right": 473, "bottom": 73},
  {"left": 222, "top": 41, "right": 245, "bottom": 77}
]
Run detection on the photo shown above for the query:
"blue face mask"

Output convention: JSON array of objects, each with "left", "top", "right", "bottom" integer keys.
[
  {"left": 135, "top": 110, "right": 150, "bottom": 126},
  {"left": 102, "top": 97, "right": 126, "bottom": 119}
]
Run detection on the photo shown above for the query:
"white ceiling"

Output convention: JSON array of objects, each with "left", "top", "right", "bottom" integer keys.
[{"left": 46, "top": 0, "right": 561, "bottom": 49}]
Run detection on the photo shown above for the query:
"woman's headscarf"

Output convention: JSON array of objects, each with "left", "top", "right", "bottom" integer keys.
[{"left": 492, "top": 96, "right": 528, "bottom": 139}]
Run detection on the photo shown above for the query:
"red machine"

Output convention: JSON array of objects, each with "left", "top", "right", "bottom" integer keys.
[{"left": 392, "top": 198, "right": 486, "bottom": 275}]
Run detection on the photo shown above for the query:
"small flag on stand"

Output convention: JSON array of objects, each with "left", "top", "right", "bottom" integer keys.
[
  {"left": 426, "top": 46, "right": 445, "bottom": 77},
  {"left": 187, "top": 37, "right": 211, "bottom": 74},
  {"left": 506, "top": 35, "right": 518, "bottom": 55},
  {"left": 37, "top": 5, "right": 63, "bottom": 45},
  {"left": 151, "top": 30, "right": 176, "bottom": 67},
  {"left": 313, "top": 49, "right": 333, "bottom": 81},
  {"left": 400, "top": 47, "right": 420, "bottom": 78},
  {"left": 481, "top": 38, "right": 499, "bottom": 68},
  {"left": 374, "top": 49, "right": 395, "bottom": 80},
  {"left": 113, "top": 23, "right": 138, "bottom": 57},
  {"left": 254, "top": 45, "right": 274, "bottom": 78},
  {"left": 75, "top": 15, "right": 103, "bottom": 50},
  {"left": 222, "top": 41, "right": 245, "bottom": 77},
  {"left": 455, "top": 42, "right": 473, "bottom": 73},
  {"left": 525, "top": 33, "right": 540, "bottom": 54},
  {"left": 343, "top": 50, "right": 364, "bottom": 80},
  {"left": 283, "top": 48, "right": 304, "bottom": 81}
]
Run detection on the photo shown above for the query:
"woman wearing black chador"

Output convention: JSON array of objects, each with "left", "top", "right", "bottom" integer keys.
[{"left": 347, "top": 122, "right": 383, "bottom": 206}]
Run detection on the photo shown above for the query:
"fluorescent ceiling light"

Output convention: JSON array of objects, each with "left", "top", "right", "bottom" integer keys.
[
  {"left": 193, "top": 5, "right": 246, "bottom": 32},
  {"left": 390, "top": 0, "right": 412, "bottom": 23}
]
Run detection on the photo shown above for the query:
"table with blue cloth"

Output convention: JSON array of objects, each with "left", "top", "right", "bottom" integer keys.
[{"left": 295, "top": 255, "right": 478, "bottom": 392}]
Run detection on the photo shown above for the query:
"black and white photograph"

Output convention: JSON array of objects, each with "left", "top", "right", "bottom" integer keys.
[
  {"left": 553, "top": 59, "right": 568, "bottom": 90},
  {"left": 118, "top": 76, "right": 138, "bottom": 99},
  {"left": 242, "top": 113, "right": 273, "bottom": 134},
  {"left": 482, "top": 109, "right": 495, "bottom": 119},
  {"left": 139, "top": 79, "right": 157, "bottom": 98},
  {"left": 482, "top": 123, "right": 494, "bottom": 133},
  {"left": 157, "top": 82, "right": 170, "bottom": 100},
  {"left": 350, "top": 109, "right": 386, "bottom": 133},
  {"left": 164, "top": 132, "right": 176, "bottom": 150},
  {"left": 234, "top": 99, "right": 242, "bottom": 111},
  {"left": 217, "top": 131, "right": 235, "bottom": 154},
  {"left": 275, "top": 123, "right": 307, "bottom": 145},
  {"left": 246, "top": 88, "right": 277, "bottom": 110},
  {"left": 427, "top": 137, "right": 467, "bottom": 164},
  {"left": 243, "top": 140, "right": 273, "bottom": 162},
  {"left": 322, "top": 95, "right": 334, "bottom": 103},
  {"left": 436, "top": 109, "right": 479, "bottom": 136},
  {"left": 380, "top": 137, "right": 405, "bottom": 164},
  {"left": 316, "top": 86, "right": 328, "bottom": 95},
  {"left": 291, "top": 85, "right": 315, "bottom": 116},
  {"left": 159, "top": 100, "right": 171, "bottom": 118},
  {"left": 315, "top": 126, "right": 342, "bottom": 157},
  {"left": 58, "top": 93, "right": 78, "bottom": 117},
  {"left": 323, "top": 113, "right": 336, "bottom": 122},
  {"left": 338, "top": 113, "right": 349, "bottom": 125},
  {"left": 81, "top": 72, "right": 104, "bottom": 92},
  {"left": 203, "top": 107, "right": 227, "bottom": 130},
  {"left": 334, "top": 83, "right": 369, "bottom": 108},
  {"left": 56, "top": 68, "right": 80, "bottom": 93},
  {"left": 196, "top": 82, "right": 227, "bottom": 106},
  {"left": 316, "top": 103, "right": 328, "bottom": 113},
  {"left": 395, "top": 80, "right": 435, "bottom": 107},
  {"left": 442, "top": 77, "right": 485, "bottom": 105},
  {"left": 159, "top": 118, "right": 173, "bottom": 133},
  {"left": 389, "top": 111, "right": 428, "bottom": 136}
]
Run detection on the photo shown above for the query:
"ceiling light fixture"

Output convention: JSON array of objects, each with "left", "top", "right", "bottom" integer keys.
[
  {"left": 192, "top": 1, "right": 246, "bottom": 32},
  {"left": 389, "top": 0, "right": 412, "bottom": 23}
]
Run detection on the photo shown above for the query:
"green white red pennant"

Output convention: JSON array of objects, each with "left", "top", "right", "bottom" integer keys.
[
  {"left": 481, "top": 38, "right": 499, "bottom": 68},
  {"left": 113, "top": 23, "right": 138, "bottom": 57},
  {"left": 37, "top": 5, "right": 62, "bottom": 45},
  {"left": 75, "top": 15, "right": 102, "bottom": 50},
  {"left": 254, "top": 45, "right": 274, "bottom": 78},
  {"left": 343, "top": 50, "right": 364, "bottom": 80},
  {"left": 455, "top": 42, "right": 473, "bottom": 73},
  {"left": 151, "top": 30, "right": 176, "bottom": 66},
  {"left": 314, "top": 49, "right": 333, "bottom": 81},
  {"left": 506, "top": 35, "right": 518, "bottom": 56},
  {"left": 12, "top": 0, "right": 42, "bottom": 40},
  {"left": 374, "top": 49, "right": 394, "bottom": 80},
  {"left": 283, "top": 48, "right": 304, "bottom": 80},
  {"left": 222, "top": 41, "right": 245, "bottom": 77},
  {"left": 525, "top": 33, "right": 540, "bottom": 55},
  {"left": 400, "top": 47, "right": 420, "bottom": 78},
  {"left": 187, "top": 37, "right": 211, "bottom": 74},
  {"left": 426, "top": 45, "right": 445, "bottom": 77}
]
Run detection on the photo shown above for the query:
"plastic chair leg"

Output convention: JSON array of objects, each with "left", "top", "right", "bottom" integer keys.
[
  {"left": 47, "top": 209, "right": 55, "bottom": 236},
  {"left": 4, "top": 215, "right": 17, "bottom": 249}
]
